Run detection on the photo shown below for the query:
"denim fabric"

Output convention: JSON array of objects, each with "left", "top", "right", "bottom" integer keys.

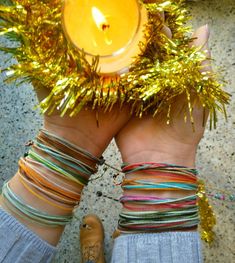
[
  {"left": 111, "top": 232, "right": 203, "bottom": 263},
  {"left": 0, "top": 208, "right": 57, "bottom": 263}
]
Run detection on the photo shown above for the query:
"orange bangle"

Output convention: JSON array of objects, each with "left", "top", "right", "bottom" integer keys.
[
  {"left": 18, "top": 171, "right": 79, "bottom": 205},
  {"left": 19, "top": 158, "right": 81, "bottom": 200},
  {"left": 18, "top": 172, "right": 74, "bottom": 212}
]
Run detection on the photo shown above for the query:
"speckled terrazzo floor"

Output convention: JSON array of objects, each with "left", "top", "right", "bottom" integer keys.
[{"left": 0, "top": 0, "right": 234, "bottom": 262}]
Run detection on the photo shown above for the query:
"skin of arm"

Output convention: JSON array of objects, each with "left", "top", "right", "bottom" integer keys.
[
  {"left": 0, "top": 105, "right": 131, "bottom": 245},
  {"left": 115, "top": 25, "right": 211, "bottom": 209}
]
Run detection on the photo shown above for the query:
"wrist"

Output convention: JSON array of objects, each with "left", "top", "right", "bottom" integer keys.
[
  {"left": 8, "top": 174, "right": 72, "bottom": 216},
  {"left": 121, "top": 147, "right": 197, "bottom": 168}
]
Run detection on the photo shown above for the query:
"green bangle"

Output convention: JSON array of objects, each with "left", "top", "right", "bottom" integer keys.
[{"left": 2, "top": 181, "right": 73, "bottom": 227}]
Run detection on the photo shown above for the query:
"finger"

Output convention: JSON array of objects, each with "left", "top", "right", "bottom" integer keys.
[
  {"left": 161, "top": 24, "right": 172, "bottom": 39},
  {"left": 191, "top": 24, "right": 212, "bottom": 72},
  {"left": 191, "top": 24, "right": 210, "bottom": 49},
  {"left": 159, "top": 11, "right": 165, "bottom": 21},
  {"left": 189, "top": 25, "right": 212, "bottom": 123},
  {"left": 158, "top": 12, "right": 172, "bottom": 39}
]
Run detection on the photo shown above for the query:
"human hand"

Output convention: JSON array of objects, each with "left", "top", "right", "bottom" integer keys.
[
  {"left": 34, "top": 80, "right": 131, "bottom": 158},
  {"left": 115, "top": 25, "right": 211, "bottom": 167},
  {"left": 42, "top": 105, "right": 131, "bottom": 158}
]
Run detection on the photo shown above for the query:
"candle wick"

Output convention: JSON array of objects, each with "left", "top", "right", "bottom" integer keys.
[{"left": 102, "top": 24, "right": 110, "bottom": 31}]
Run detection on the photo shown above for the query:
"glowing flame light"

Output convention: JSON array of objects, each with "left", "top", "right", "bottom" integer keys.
[
  {"left": 92, "top": 7, "right": 108, "bottom": 31},
  {"left": 92, "top": 7, "right": 112, "bottom": 46}
]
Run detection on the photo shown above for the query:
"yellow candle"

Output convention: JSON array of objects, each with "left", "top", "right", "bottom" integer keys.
[{"left": 63, "top": 0, "right": 147, "bottom": 75}]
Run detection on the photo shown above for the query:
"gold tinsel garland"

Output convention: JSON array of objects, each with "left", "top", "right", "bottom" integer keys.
[
  {"left": 0, "top": 0, "right": 230, "bottom": 124},
  {"left": 197, "top": 180, "right": 216, "bottom": 244}
]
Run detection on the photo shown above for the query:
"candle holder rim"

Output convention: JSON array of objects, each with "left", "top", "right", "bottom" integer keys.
[{"left": 62, "top": 0, "right": 144, "bottom": 59}]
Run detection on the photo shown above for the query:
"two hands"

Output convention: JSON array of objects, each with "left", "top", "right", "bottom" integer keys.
[
  {"left": 43, "top": 24, "right": 211, "bottom": 169},
  {"left": 43, "top": 24, "right": 211, "bottom": 224},
  {"left": 1, "top": 24, "right": 211, "bottom": 246}
]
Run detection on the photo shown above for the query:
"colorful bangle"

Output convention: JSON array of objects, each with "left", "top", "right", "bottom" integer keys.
[
  {"left": 1, "top": 129, "right": 104, "bottom": 227},
  {"left": 2, "top": 181, "right": 73, "bottom": 226},
  {"left": 117, "top": 162, "right": 215, "bottom": 244}
]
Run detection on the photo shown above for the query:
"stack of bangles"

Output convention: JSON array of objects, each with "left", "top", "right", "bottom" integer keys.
[
  {"left": 1, "top": 129, "right": 104, "bottom": 227},
  {"left": 117, "top": 163, "right": 216, "bottom": 243}
]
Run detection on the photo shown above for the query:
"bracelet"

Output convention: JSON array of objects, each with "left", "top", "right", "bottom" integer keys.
[
  {"left": 19, "top": 158, "right": 81, "bottom": 200},
  {"left": 18, "top": 171, "right": 75, "bottom": 211},
  {"left": 38, "top": 129, "right": 104, "bottom": 166},
  {"left": 2, "top": 181, "right": 72, "bottom": 226},
  {"left": 1, "top": 129, "right": 103, "bottom": 227},
  {"left": 18, "top": 171, "right": 78, "bottom": 206},
  {"left": 117, "top": 162, "right": 216, "bottom": 244}
]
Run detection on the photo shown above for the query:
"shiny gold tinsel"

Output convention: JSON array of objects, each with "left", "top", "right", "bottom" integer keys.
[
  {"left": 197, "top": 180, "right": 216, "bottom": 244},
  {"left": 0, "top": 0, "right": 230, "bottom": 123}
]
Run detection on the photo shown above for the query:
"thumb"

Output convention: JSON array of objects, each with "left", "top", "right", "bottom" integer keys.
[{"left": 191, "top": 24, "right": 212, "bottom": 72}]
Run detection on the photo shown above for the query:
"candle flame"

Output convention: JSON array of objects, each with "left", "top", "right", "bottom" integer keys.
[
  {"left": 92, "top": 7, "right": 112, "bottom": 46},
  {"left": 92, "top": 7, "right": 108, "bottom": 31}
]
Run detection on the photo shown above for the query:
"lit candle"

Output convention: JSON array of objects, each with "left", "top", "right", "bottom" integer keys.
[{"left": 63, "top": 0, "right": 147, "bottom": 75}]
